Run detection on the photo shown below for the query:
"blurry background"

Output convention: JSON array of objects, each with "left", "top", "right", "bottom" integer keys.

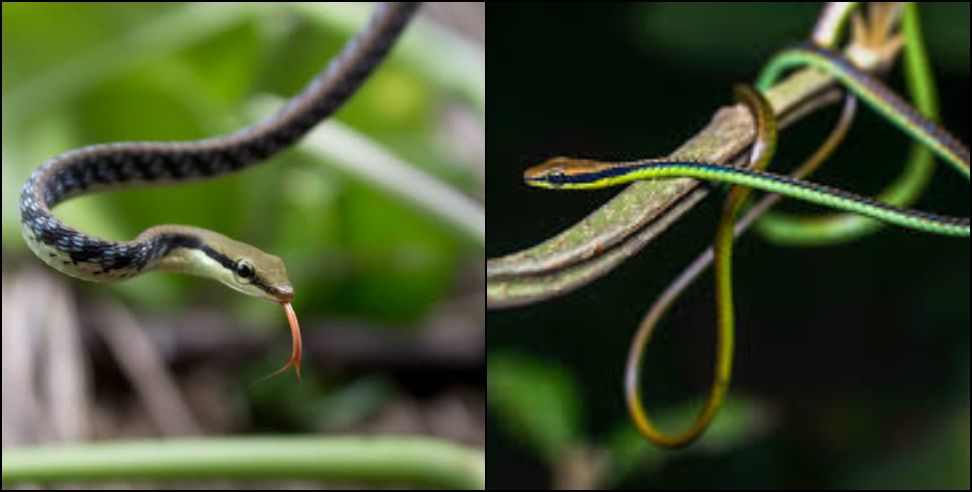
[
  {"left": 2, "top": 2, "right": 484, "bottom": 486},
  {"left": 488, "top": 3, "right": 968, "bottom": 489}
]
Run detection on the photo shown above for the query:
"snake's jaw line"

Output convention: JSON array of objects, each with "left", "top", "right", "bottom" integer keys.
[{"left": 523, "top": 177, "right": 551, "bottom": 189}]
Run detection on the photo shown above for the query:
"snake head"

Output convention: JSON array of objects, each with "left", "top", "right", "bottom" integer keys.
[
  {"left": 524, "top": 158, "right": 567, "bottom": 189},
  {"left": 163, "top": 227, "right": 301, "bottom": 380},
  {"left": 147, "top": 226, "right": 295, "bottom": 303},
  {"left": 524, "top": 156, "right": 616, "bottom": 190},
  {"left": 158, "top": 227, "right": 304, "bottom": 381},
  {"left": 222, "top": 245, "right": 295, "bottom": 303}
]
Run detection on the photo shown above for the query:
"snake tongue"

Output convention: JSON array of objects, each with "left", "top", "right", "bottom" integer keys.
[{"left": 263, "top": 302, "right": 302, "bottom": 381}]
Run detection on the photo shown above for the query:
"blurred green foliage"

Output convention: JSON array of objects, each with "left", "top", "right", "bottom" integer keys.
[
  {"left": 2, "top": 3, "right": 483, "bottom": 327},
  {"left": 488, "top": 351, "right": 780, "bottom": 487},
  {"left": 487, "top": 353, "right": 581, "bottom": 461},
  {"left": 246, "top": 359, "right": 395, "bottom": 433}
]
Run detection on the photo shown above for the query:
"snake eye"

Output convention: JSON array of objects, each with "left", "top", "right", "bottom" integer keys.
[
  {"left": 547, "top": 170, "right": 567, "bottom": 184},
  {"left": 234, "top": 258, "right": 256, "bottom": 284}
]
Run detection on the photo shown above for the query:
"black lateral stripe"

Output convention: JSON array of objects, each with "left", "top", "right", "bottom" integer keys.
[
  {"left": 562, "top": 164, "right": 644, "bottom": 184},
  {"left": 200, "top": 244, "right": 235, "bottom": 271},
  {"left": 158, "top": 233, "right": 233, "bottom": 271},
  {"left": 162, "top": 233, "right": 277, "bottom": 295}
]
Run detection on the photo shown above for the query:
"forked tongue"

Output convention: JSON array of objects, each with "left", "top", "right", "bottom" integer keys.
[{"left": 258, "top": 302, "right": 302, "bottom": 382}]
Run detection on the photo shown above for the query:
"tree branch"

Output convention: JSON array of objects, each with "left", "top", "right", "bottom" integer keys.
[{"left": 488, "top": 67, "right": 841, "bottom": 308}]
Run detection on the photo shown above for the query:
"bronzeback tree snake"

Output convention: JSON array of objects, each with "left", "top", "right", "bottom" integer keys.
[{"left": 19, "top": 2, "right": 421, "bottom": 378}]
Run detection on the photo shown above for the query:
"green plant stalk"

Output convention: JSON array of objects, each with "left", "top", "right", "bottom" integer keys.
[{"left": 1, "top": 436, "right": 485, "bottom": 489}]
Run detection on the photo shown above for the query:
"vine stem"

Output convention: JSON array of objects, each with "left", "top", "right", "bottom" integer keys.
[{"left": 1, "top": 436, "right": 485, "bottom": 489}]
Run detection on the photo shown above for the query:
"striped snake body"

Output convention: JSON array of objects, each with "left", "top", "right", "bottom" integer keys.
[
  {"left": 20, "top": 2, "right": 418, "bottom": 297},
  {"left": 19, "top": 2, "right": 421, "bottom": 377}
]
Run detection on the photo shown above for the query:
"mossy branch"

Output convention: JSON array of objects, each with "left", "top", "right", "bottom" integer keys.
[{"left": 487, "top": 66, "right": 842, "bottom": 308}]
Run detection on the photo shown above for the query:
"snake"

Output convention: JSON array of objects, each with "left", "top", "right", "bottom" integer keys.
[
  {"left": 524, "top": 42, "right": 970, "bottom": 235},
  {"left": 523, "top": 8, "right": 968, "bottom": 448},
  {"left": 523, "top": 42, "right": 970, "bottom": 235},
  {"left": 18, "top": 2, "right": 421, "bottom": 378},
  {"left": 754, "top": 2, "right": 945, "bottom": 245}
]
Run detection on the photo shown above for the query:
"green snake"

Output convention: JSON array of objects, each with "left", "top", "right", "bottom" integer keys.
[
  {"left": 755, "top": 2, "right": 943, "bottom": 245},
  {"left": 18, "top": 2, "right": 421, "bottom": 378},
  {"left": 524, "top": 7, "right": 968, "bottom": 447},
  {"left": 524, "top": 43, "right": 969, "bottom": 235}
]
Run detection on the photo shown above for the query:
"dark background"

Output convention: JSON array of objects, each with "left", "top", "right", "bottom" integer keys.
[{"left": 487, "top": 3, "right": 969, "bottom": 489}]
